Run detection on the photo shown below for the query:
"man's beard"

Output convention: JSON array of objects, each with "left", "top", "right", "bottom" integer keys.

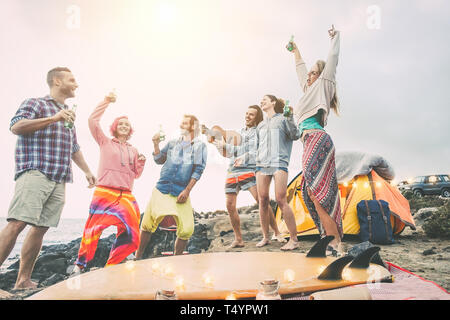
[
  {"left": 180, "top": 128, "right": 192, "bottom": 136},
  {"left": 60, "top": 85, "right": 75, "bottom": 98}
]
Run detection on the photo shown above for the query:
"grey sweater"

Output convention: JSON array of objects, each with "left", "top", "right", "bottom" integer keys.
[{"left": 256, "top": 113, "right": 301, "bottom": 169}]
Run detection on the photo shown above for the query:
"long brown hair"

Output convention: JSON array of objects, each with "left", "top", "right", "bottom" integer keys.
[
  {"left": 265, "top": 95, "right": 285, "bottom": 114},
  {"left": 248, "top": 105, "right": 263, "bottom": 126},
  {"left": 315, "top": 60, "right": 340, "bottom": 115}
]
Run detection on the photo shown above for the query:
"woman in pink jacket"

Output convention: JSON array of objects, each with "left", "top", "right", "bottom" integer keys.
[{"left": 72, "top": 92, "right": 146, "bottom": 273}]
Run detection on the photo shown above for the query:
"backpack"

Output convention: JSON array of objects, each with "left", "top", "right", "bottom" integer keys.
[{"left": 357, "top": 200, "right": 394, "bottom": 245}]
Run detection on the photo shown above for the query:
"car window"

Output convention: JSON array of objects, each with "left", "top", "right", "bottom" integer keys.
[
  {"left": 414, "top": 176, "right": 425, "bottom": 183},
  {"left": 427, "top": 176, "right": 438, "bottom": 183},
  {"left": 441, "top": 175, "right": 449, "bottom": 182}
]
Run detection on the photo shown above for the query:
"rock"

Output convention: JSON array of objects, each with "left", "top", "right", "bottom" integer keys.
[
  {"left": 422, "top": 249, "right": 436, "bottom": 256},
  {"left": 0, "top": 270, "right": 18, "bottom": 291},
  {"left": 220, "top": 230, "right": 233, "bottom": 237},
  {"left": 35, "top": 257, "right": 68, "bottom": 275},
  {"left": 415, "top": 208, "right": 439, "bottom": 226},
  {"left": 346, "top": 241, "right": 388, "bottom": 269},
  {"left": 443, "top": 246, "right": 450, "bottom": 253},
  {"left": 39, "top": 274, "right": 66, "bottom": 288}
]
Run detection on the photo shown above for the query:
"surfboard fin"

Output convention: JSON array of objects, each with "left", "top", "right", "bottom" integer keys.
[
  {"left": 306, "top": 236, "right": 335, "bottom": 258},
  {"left": 318, "top": 255, "right": 354, "bottom": 280},
  {"left": 349, "top": 246, "right": 381, "bottom": 269}
]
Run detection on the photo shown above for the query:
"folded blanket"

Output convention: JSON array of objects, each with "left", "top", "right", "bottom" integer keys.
[{"left": 335, "top": 151, "right": 395, "bottom": 183}]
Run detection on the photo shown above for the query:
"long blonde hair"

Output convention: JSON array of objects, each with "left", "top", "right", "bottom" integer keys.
[{"left": 316, "top": 60, "right": 340, "bottom": 115}]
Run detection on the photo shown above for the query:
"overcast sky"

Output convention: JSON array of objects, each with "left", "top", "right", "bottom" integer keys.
[{"left": 1, "top": 0, "right": 449, "bottom": 219}]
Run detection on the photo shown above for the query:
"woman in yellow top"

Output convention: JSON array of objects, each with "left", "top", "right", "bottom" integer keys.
[{"left": 289, "top": 25, "right": 343, "bottom": 256}]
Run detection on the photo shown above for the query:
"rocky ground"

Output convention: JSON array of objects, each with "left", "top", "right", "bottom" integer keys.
[{"left": 0, "top": 197, "right": 449, "bottom": 300}]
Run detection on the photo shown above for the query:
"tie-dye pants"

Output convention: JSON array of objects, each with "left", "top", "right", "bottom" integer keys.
[{"left": 76, "top": 186, "right": 140, "bottom": 268}]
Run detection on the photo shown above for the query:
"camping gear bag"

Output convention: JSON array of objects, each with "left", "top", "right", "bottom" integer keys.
[{"left": 357, "top": 200, "right": 394, "bottom": 244}]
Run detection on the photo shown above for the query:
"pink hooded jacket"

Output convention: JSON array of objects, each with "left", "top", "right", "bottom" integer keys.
[{"left": 89, "top": 99, "right": 146, "bottom": 192}]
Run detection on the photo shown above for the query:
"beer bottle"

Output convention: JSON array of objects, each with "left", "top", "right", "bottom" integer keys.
[
  {"left": 108, "top": 88, "right": 117, "bottom": 103},
  {"left": 283, "top": 100, "right": 292, "bottom": 117},
  {"left": 286, "top": 35, "right": 295, "bottom": 52},
  {"left": 159, "top": 124, "right": 165, "bottom": 142},
  {"left": 64, "top": 104, "right": 77, "bottom": 129}
]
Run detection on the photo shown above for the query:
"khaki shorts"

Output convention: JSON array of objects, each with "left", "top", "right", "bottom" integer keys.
[{"left": 7, "top": 170, "right": 66, "bottom": 228}]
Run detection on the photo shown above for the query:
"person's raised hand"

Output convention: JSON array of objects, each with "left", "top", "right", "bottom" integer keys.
[
  {"left": 286, "top": 41, "right": 299, "bottom": 53},
  {"left": 328, "top": 24, "right": 336, "bottom": 38},
  {"left": 152, "top": 133, "right": 161, "bottom": 144},
  {"left": 105, "top": 91, "right": 117, "bottom": 103}
]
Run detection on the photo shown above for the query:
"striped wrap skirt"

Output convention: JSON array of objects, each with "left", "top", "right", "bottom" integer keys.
[{"left": 301, "top": 130, "right": 343, "bottom": 239}]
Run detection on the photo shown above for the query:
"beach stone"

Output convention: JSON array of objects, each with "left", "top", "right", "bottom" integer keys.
[
  {"left": 346, "top": 241, "right": 388, "bottom": 269},
  {"left": 415, "top": 208, "right": 439, "bottom": 226},
  {"left": 0, "top": 270, "right": 18, "bottom": 291},
  {"left": 423, "top": 249, "right": 436, "bottom": 256},
  {"left": 39, "top": 274, "right": 66, "bottom": 288},
  {"left": 38, "top": 258, "right": 68, "bottom": 274},
  {"left": 220, "top": 230, "right": 233, "bottom": 237},
  {"left": 6, "top": 259, "right": 20, "bottom": 270},
  {"left": 35, "top": 253, "right": 67, "bottom": 267}
]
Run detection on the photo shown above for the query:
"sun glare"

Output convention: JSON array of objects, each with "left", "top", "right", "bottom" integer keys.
[{"left": 156, "top": 2, "right": 178, "bottom": 25}]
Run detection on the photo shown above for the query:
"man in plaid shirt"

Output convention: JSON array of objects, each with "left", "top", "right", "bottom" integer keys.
[{"left": 0, "top": 67, "right": 96, "bottom": 291}]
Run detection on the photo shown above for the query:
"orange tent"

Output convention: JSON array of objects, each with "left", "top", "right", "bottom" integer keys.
[{"left": 276, "top": 170, "right": 415, "bottom": 237}]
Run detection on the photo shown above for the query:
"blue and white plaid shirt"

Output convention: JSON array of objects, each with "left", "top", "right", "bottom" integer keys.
[{"left": 10, "top": 95, "right": 80, "bottom": 183}]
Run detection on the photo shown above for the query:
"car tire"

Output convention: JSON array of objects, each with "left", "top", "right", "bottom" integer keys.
[
  {"left": 442, "top": 189, "right": 450, "bottom": 198},
  {"left": 413, "top": 189, "right": 423, "bottom": 198}
]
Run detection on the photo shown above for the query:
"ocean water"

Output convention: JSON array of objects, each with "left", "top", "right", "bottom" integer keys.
[{"left": 0, "top": 218, "right": 116, "bottom": 271}]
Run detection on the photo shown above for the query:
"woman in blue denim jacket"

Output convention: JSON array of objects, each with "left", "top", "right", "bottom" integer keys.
[{"left": 256, "top": 95, "right": 301, "bottom": 250}]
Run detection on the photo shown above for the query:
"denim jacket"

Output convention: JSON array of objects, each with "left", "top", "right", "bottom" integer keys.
[
  {"left": 256, "top": 113, "right": 301, "bottom": 169},
  {"left": 224, "top": 126, "right": 257, "bottom": 173},
  {"left": 154, "top": 137, "right": 208, "bottom": 196}
]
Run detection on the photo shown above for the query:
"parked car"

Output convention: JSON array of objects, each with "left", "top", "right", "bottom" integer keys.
[{"left": 398, "top": 174, "right": 450, "bottom": 197}]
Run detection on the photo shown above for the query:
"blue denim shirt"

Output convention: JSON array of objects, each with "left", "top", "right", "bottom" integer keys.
[
  {"left": 154, "top": 137, "right": 208, "bottom": 196},
  {"left": 224, "top": 126, "right": 257, "bottom": 173},
  {"left": 256, "top": 113, "right": 301, "bottom": 169}
]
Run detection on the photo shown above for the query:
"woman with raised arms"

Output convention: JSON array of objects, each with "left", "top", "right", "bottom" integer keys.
[{"left": 289, "top": 25, "right": 343, "bottom": 256}]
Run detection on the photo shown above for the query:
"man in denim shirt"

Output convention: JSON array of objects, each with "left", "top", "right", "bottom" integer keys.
[
  {"left": 136, "top": 115, "right": 207, "bottom": 258},
  {"left": 213, "top": 106, "right": 286, "bottom": 249}
]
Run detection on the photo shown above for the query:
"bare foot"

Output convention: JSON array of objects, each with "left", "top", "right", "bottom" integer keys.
[
  {"left": 13, "top": 279, "right": 38, "bottom": 291},
  {"left": 280, "top": 240, "right": 300, "bottom": 251},
  {"left": 256, "top": 238, "right": 270, "bottom": 248},
  {"left": 228, "top": 240, "right": 245, "bottom": 249},
  {"left": 272, "top": 233, "right": 288, "bottom": 243}
]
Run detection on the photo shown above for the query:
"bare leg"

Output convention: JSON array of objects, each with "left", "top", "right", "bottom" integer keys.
[
  {"left": 255, "top": 173, "right": 272, "bottom": 247},
  {"left": 14, "top": 225, "right": 49, "bottom": 290},
  {"left": 307, "top": 188, "right": 341, "bottom": 248},
  {"left": 273, "top": 171, "right": 299, "bottom": 251},
  {"left": 174, "top": 238, "right": 188, "bottom": 255},
  {"left": 247, "top": 186, "right": 286, "bottom": 243},
  {"left": 135, "top": 230, "right": 152, "bottom": 260},
  {"left": 0, "top": 220, "right": 27, "bottom": 268},
  {"left": 226, "top": 193, "right": 244, "bottom": 248}
]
